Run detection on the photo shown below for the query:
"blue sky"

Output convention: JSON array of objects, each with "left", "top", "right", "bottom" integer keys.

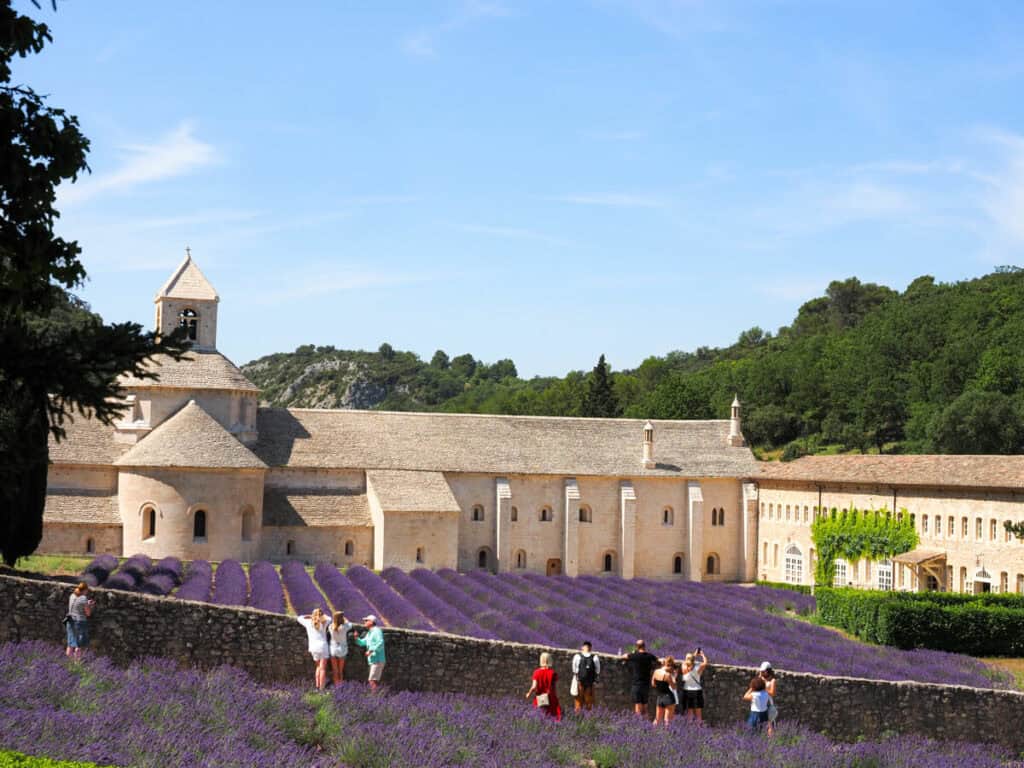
[{"left": 13, "top": 1, "right": 1024, "bottom": 376}]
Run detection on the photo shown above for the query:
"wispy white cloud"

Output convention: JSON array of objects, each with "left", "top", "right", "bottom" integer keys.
[
  {"left": 401, "top": 0, "right": 511, "bottom": 57},
  {"left": 59, "top": 121, "right": 219, "bottom": 205},
  {"left": 821, "top": 181, "right": 916, "bottom": 221},
  {"left": 453, "top": 223, "right": 575, "bottom": 247},
  {"left": 979, "top": 129, "right": 1024, "bottom": 246},
  {"left": 550, "top": 193, "right": 669, "bottom": 208}
]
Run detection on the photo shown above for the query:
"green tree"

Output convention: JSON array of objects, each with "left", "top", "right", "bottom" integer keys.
[
  {"left": 0, "top": 4, "right": 187, "bottom": 565},
  {"left": 430, "top": 349, "right": 450, "bottom": 369},
  {"left": 928, "top": 390, "right": 1024, "bottom": 454},
  {"left": 582, "top": 354, "right": 620, "bottom": 417}
]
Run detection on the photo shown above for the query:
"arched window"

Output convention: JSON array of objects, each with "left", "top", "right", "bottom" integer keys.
[
  {"left": 935, "top": 515, "right": 942, "bottom": 536},
  {"left": 990, "top": 519, "right": 997, "bottom": 541},
  {"left": 773, "top": 543, "right": 779, "bottom": 567},
  {"left": 921, "top": 515, "right": 928, "bottom": 534},
  {"left": 768, "top": 503, "right": 774, "bottom": 520},
  {"left": 1000, "top": 571, "right": 1008, "bottom": 593},
  {"left": 143, "top": 505, "right": 157, "bottom": 539},
  {"left": 1006, "top": 521, "right": 1013, "bottom": 543},
  {"left": 515, "top": 550, "right": 526, "bottom": 569},
  {"left": 673, "top": 554, "right": 684, "bottom": 575},
  {"left": 762, "top": 542, "right": 768, "bottom": 565},
  {"left": 578, "top": 505, "right": 592, "bottom": 523},
  {"left": 415, "top": 547, "right": 424, "bottom": 564},
  {"left": 510, "top": 506, "right": 518, "bottom": 523},
  {"left": 959, "top": 566, "right": 967, "bottom": 592},
  {"left": 193, "top": 509, "right": 207, "bottom": 540},
  {"left": 784, "top": 544, "right": 803, "bottom": 584},
  {"left": 85, "top": 537, "right": 95, "bottom": 554},
  {"left": 478, "top": 549, "right": 489, "bottom": 569},
  {"left": 539, "top": 506, "right": 553, "bottom": 522},
  {"left": 286, "top": 539, "right": 295, "bottom": 556},
  {"left": 719, "top": 508, "right": 725, "bottom": 527},
  {"left": 1017, "top": 574, "right": 1024, "bottom": 594},
  {"left": 711, "top": 508, "right": 718, "bottom": 526},
  {"left": 663, "top": 507, "right": 674, "bottom": 526},
  {"left": 178, "top": 307, "right": 199, "bottom": 341},
  {"left": 961, "top": 517, "right": 968, "bottom": 538},
  {"left": 948, "top": 516, "right": 954, "bottom": 538},
  {"left": 602, "top": 552, "right": 616, "bottom": 573},
  {"left": 803, "top": 506, "right": 809, "bottom": 524},
  {"left": 976, "top": 517, "right": 983, "bottom": 540},
  {"left": 241, "top": 507, "right": 254, "bottom": 541},
  {"left": 760, "top": 502, "right": 765, "bottom": 519},
  {"left": 471, "top": 505, "right": 485, "bottom": 522},
  {"left": 344, "top": 540, "right": 354, "bottom": 556},
  {"left": 785, "top": 505, "right": 791, "bottom": 521},
  {"left": 706, "top": 553, "right": 720, "bottom": 576}
]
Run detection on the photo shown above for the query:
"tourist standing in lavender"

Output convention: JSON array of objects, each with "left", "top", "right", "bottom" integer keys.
[
  {"left": 571, "top": 641, "right": 601, "bottom": 711},
  {"left": 64, "top": 582, "right": 94, "bottom": 661},
  {"left": 355, "top": 614, "right": 386, "bottom": 690},
  {"left": 760, "top": 661, "right": 778, "bottom": 733},
  {"left": 296, "top": 607, "right": 330, "bottom": 690},
  {"left": 651, "top": 656, "right": 678, "bottom": 727},
  {"left": 328, "top": 610, "right": 354, "bottom": 687},
  {"left": 526, "top": 652, "right": 562, "bottom": 721},
  {"left": 743, "top": 675, "right": 771, "bottom": 731},
  {"left": 623, "top": 639, "right": 659, "bottom": 717},
  {"left": 679, "top": 649, "right": 709, "bottom": 722}
]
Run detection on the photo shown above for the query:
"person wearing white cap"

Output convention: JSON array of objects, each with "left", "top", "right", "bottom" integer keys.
[{"left": 354, "top": 614, "right": 386, "bottom": 689}]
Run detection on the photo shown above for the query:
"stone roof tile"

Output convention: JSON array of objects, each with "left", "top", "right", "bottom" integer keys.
[
  {"left": 43, "top": 489, "right": 120, "bottom": 524},
  {"left": 115, "top": 401, "right": 266, "bottom": 470},
  {"left": 48, "top": 415, "right": 125, "bottom": 466},
  {"left": 262, "top": 488, "right": 371, "bottom": 527},
  {"left": 117, "top": 349, "right": 258, "bottom": 392},
  {"left": 758, "top": 455, "right": 1024, "bottom": 491},
  {"left": 155, "top": 254, "right": 219, "bottom": 301},
  {"left": 367, "top": 470, "right": 461, "bottom": 512},
  {"left": 255, "top": 409, "right": 758, "bottom": 478}
]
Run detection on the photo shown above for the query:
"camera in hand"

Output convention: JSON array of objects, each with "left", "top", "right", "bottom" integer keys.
[{"left": 347, "top": 625, "right": 368, "bottom": 641}]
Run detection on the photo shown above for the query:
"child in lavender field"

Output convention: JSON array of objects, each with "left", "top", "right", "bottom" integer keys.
[
  {"left": 64, "top": 582, "right": 95, "bottom": 662},
  {"left": 328, "top": 610, "right": 354, "bottom": 687},
  {"left": 296, "top": 607, "right": 330, "bottom": 690},
  {"left": 743, "top": 675, "right": 771, "bottom": 731}
]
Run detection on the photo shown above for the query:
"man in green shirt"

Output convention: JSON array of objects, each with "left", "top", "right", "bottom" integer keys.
[{"left": 355, "top": 614, "right": 386, "bottom": 689}]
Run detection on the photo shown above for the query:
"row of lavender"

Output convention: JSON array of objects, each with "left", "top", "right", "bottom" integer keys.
[
  {"left": 77, "top": 555, "right": 1010, "bottom": 689},
  {"left": 4, "top": 640, "right": 1017, "bottom": 768}
]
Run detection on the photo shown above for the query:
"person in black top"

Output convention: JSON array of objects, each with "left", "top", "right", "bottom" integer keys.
[{"left": 623, "top": 639, "right": 660, "bottom": 716}]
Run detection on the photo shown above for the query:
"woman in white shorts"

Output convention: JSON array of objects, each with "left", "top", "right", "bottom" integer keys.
[
  {"left": 296, "top": 607, "right": 330, "bottom": 690},
  {"left": 329, "top": 610, "right": 354, "bottom": 686}
]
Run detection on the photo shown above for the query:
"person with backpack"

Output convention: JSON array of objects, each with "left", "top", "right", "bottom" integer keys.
[{"left": 571, "top": 641, "right": 601, "bottom": 711}]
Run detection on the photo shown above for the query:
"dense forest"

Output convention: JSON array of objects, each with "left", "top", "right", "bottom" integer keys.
[{"left": 242, "top": 269, "right": 1024, "bottom": 457}]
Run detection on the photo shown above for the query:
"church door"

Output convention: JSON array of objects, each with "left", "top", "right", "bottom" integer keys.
[{"left": 546, "top": 558, "right": 562, "bottom": 576}]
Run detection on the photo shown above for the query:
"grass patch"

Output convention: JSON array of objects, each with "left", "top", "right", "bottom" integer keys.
[
  {"left": 12, "top": 555, "right": 96, "bottom": 577},
  {"left": 0, "top": 750, "right": 112, "bottom": 767},
  {"left": 981, "top": 658, "right": 1024, "bottom": 691}
]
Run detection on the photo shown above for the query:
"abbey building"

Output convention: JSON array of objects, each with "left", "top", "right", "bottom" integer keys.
[{"left": 40, "top": 254, "right": 1024, "bottom": 591}]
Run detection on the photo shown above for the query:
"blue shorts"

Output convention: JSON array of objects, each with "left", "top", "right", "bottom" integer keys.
[
  {"left": 66, "top": 620, "right": 89, "bottom": 649},
  {"left": 747, "top": 710, "right": 769, "bottom": 730}
]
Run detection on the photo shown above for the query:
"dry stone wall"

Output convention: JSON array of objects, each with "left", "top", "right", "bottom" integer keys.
[{"left": 2, "top": 572, "right": 1023, "bottom": 751}]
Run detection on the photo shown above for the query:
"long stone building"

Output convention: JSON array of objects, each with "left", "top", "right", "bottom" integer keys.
[{"left": 39, "top": 254, "right": 1024, "bottom": 591}]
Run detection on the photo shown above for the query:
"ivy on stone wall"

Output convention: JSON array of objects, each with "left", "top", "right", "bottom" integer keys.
[
  {"left": 1005, "top": 520, "right": 1024, "bottom": 541},
  {"left": 811, "top": 507, "right": 918, "bottom": 586}
]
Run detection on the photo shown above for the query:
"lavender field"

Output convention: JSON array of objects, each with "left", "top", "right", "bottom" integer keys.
[
  {"left": 79, "top": 555, "right": 1012, "bottom": 689},
  {"left": 0, "top": 641, "right": 1019, "bottom": 768}
]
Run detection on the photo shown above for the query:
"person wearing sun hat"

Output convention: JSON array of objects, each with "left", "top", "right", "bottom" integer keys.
[{"left": 354, "top": 614, "right": 386, "bottom": 689}]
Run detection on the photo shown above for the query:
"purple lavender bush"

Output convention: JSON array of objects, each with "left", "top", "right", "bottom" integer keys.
[
  {"left": 173, "top": 560, "right": 212, "bottom": 602},
  {"left": 280, "top": 561, "right": 329, "bottom": 615},
  {"left": 345, "top": 566, "right": 435, "bottom": 631},
  {"left": 0, "top": 640, "right": 1017, "bottom": 768},
  {"left": 210, "top": 560, "right": 248, "bottom": 606},
  {"left": 103, "top": 554, "right": 152, "bottom": 592},
  {"left": 150, "top": 556, "right": 184, "bottom": 585},
  {"left": 312, "top": 564, "right": 376, "bottom": 620},
  {"left": 248, "top": 561, "right": 286, "bottom": 614},
  {"left": 80, "top": 554, "right": 118, "bottom": 587},
  {"left": 139, "top": 573, "right": 177, "bottom": 597},
  {"left": 383, "top": 567, "right": 494, "bottom": 638}
]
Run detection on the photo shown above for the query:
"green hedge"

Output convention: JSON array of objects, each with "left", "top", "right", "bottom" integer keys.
[
  {"left": 0, "top": 751, "right": 110, "bottom": 768},
  {"left": 755, "top": 580, "right": 813, "bottom": 595},
  {"left": 816, "top": 587, "right": 1024, "bottom": 655}
]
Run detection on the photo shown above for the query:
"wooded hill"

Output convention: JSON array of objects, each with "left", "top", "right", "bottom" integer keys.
[{"left": 241, "top": 268, "right": 1024, "bottom": 457}]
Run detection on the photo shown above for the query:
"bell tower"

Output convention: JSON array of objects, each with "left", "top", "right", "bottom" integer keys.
[{"left": 154, "top": 248, "right": 219, "bottom": 350}]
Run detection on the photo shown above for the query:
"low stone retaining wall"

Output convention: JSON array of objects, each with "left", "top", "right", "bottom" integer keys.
[{"left": 2, "top": 572, "right": 1023, "bottom": 751}]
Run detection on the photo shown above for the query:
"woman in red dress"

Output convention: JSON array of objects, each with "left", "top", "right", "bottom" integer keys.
[{"left": 525, "top": 651, "right": 562, "bottom": 721}]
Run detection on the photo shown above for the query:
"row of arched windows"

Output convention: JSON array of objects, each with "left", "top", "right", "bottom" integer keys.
[
  {"left": 139, "top": 504, "right": 254, "bottom": 542},
  {"left": 919, "top": 514, "right": 1022, "bottom": 544},
  {"left": 469, "top": 504, "right": 726, "bottom": 527}
]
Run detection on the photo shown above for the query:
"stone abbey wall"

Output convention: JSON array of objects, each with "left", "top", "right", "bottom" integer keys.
[{"left": 2, "top": 572, "right": 1023, "bottom": 752}]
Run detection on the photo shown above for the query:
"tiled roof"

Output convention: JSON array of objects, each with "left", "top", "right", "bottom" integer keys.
[
  {"left": 117, "top": 349, "right": 258, "bottom": 392},
  {"left": 367, "top": 470, "right": 461, "bottom": 513},
  {"left": 262, "top": 487, "right": 372, "bottom": 527},
  {"left": 48, "top": 415, "right": 125, "bottom": 466},
  {"left": 43, "top": 489, "right": 120, "bottom": 524},
  {"left": 115, "top": 401, "right": 267, "bottom": 470},
  {"left": 254, "top": 409, "right": 757, "bottom": 478},
  {"left": 758, "top": 455, "right": 1024, "bottom": 491},
  {"left": 155, "top": 253, "right": 219, "bottom": 301}
]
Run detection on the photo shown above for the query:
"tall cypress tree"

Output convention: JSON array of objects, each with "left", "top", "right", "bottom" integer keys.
[{"left": 582, "top": 354, "right": 621, "bottom": 418}]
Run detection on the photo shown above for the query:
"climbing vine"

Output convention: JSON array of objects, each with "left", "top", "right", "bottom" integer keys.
[
  {"left": 811, "top": 507, "right": 918, "bottom": 585},
  {"left": 1005, "top": 521, "right": 1024, "bottom": 541}
]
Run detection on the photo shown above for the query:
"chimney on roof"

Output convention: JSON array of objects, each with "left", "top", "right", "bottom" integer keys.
[
  {"left": 642, "top": 420, "right": 655, "bottom": 469},
  {"left": 728, "top": 394, "right": 745, "bottom": 447}
]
